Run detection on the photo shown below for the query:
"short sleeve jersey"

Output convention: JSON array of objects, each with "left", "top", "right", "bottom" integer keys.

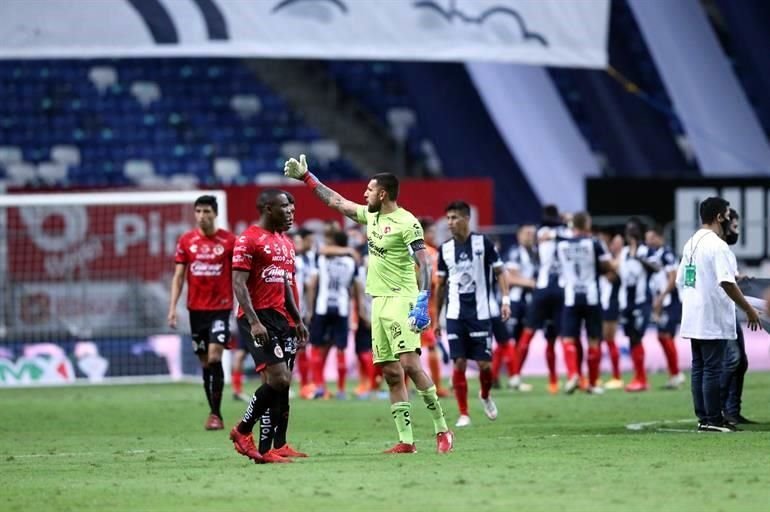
[
  {"left": 174, "top": 228, "right": 235, "bottom": 311},
  {"left": 232, "top": 225, "right": 294, "bottom": 321},
  {"left": 355, "top": 206, "right": 422, "bottom": 297}
]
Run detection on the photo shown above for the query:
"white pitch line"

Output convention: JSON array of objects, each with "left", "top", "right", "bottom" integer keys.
[
  {"left": 625, "top": 418, "right": 695, "bottom": 432},
  {"left": 3, "top": 447, "right": 221, "bottom": 460}
]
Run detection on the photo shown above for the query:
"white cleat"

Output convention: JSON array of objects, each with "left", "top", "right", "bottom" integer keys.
[
  {"left": 665, "top": 373, "right": 686, "bottom": 389},
  {"left": 455, "top": 414, "right": 472, "bottom": 428},
  {"left": 603, "top": 378, "right": 624, "bottom": 390},
  {"left": 588, "top": 386, "right": 605, "bottom": 395},
  {"left": 508, "top": 375, "right": 533, "bottom": 392},
  {"left": 564, "top": 375, "right": 580, "bottom": 395},
  {"left": 479, "top": 392, "right": 498, "bottom": 421}
]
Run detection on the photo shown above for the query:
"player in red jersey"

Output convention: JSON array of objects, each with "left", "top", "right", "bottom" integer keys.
[
  {"left": 168, "top": 195, "right": 236, "bottom": 431},
  {"left": 229, "top": 189, "right": 309, "bottom": 464}
]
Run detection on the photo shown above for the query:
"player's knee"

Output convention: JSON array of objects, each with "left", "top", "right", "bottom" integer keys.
[
  {"left": 382, "top": 364, "right": 403, "bottom": 385},
  {"left": 478, "top": 360, "right": 491, "bottom": 371},
  {"left": 453, "top": 359, "right": 467, "bottom": 372}
]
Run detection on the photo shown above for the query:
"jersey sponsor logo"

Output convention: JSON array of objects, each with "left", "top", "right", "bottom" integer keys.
[
  {"left": 212, "top": 320, "right": 225, "bottom": 333},
  {"left": 189, "top": 244, "right": 198, "bottom": 253},
  {"left": 390, "top": 322, "right": 402, "bottom": 340},
  {"left": 261, "top": 264, "right": 286, "bottom": 283},
  {"left": 367, "top": 239, "right": 387, "bottom": 257},
  {"left": 232, "top": 254, "right": 251, "bottom": 265},
  {"left": 189, "top": 261, "right": 224, "bottom": 276}
]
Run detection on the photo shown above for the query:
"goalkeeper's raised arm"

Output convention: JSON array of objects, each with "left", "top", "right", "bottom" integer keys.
[{"left": 284, "top": 154, "right": 363, "bottom": 222}]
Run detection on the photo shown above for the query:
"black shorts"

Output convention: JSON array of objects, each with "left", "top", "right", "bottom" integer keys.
[
  {"left": 621, "top": 303, "right": 651, "bottom": 342},
  {"left": 507, "top": 301, "right": 528, "bottom": 341},
  {"left": 310, "top": 310, "right": 349, "bottom": 349},
  {"left": 446, "top": 317, "right": 492, "bottom": 362},
  {"left": 355, "top": 323, "right": 372, "bottom": 354},
  {"left": 655, "top": 300, "right": 681, "bottom": 335},
  {"left": 189, "top": 309, "right": 231, "bottom": 354},
  {"left": 602, "top": 298, "right": 620, "bottom": 323},
  {"left": 490, "top": 315, "right": 511, "bottom": 344},
  {"left": 526, "top": 287, "right": 564, "bottom": 334},
  {"left": 561, "top": 304, "right": 602, "bottom": 339},
  {"left": 237, "top": 310, "right": 298, "bottom": 372}
]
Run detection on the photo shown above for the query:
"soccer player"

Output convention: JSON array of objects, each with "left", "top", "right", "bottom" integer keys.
[
  {"left": 496, "top": 225, "right": 536, "bottom": 391},
  {"left": 167, "top": 195, "right": 235, "bottom": 431},
  {"left": 417, "top": 217, "right": 450, "bottom": 398},
  {"left": 293, "top": 228, "right": 316, "bottom": 396},
  {"left": 284, "top": 154, "right": 453, "bottom": 454},
  {"left": 307, "top": 230, "right": 359, "bottom": 399},
  {"left": 556, "top": 212, "right": 614, "bottom": 394},
  {"left": 229, "top": 189, "right": 309, "bottom": 464},
  {"left": 618, "top": 218, "right": 658, "bottom": 392},
  {"left": 646, "top": 226, "right": 686, "bottom": 389},
  {"left": 517, "top": 206, "right": 570, "bottom": 394},
  {"left": 598, "top": 232, "right": 624, "bottom": 390},
  {"left": 434, "top": 201, "right": 511, "bottom": 428}
]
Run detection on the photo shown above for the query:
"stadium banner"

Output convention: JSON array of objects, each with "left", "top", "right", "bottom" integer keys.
[
  {"left": 0, "top": 0, "right": 609, "bottom": 68},
  {"left": 224, "top": 178, "right": 495, "bottom": 236},
  {"left": 586, "top": 178, "right": 770, "bottom": 261},
  {"left": 0, "top": 335, "right": 185, "bottom": 387}
]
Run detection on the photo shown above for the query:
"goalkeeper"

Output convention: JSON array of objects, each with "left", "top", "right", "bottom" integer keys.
[{"left": 284, "top": 155, "right": 453, "bottom": 454}]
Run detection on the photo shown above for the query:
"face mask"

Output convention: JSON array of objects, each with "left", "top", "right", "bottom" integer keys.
[
  {"left": 719, "top": 214, "right": 732, "bottom": 241},
  {"left": 725, "top": 224, "right": 739, "bottom": 245}
]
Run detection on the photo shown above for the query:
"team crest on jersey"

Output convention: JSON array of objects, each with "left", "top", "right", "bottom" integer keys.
[
  {"left": 384, "top": 226, "right": 391, "bottom": 234},
  {"left": 190, "top": 244, "right": 198, "bottom": 253},
  {"left": 390, "top": 322, "right": 402, "bottom": 339},
  {"left": 459, "top": 252, "right": 469, "bottom": 260},
  {"left": 213, "top": 244, "right": 224, "bottom": 256},
  {"left": 274, "top": 345, "right": 284, "bottom": 359}
]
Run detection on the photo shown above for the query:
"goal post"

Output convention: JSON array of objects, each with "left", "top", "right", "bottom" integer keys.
[{"left": 0, "top": 190, "right": 230, "bottom": 387}]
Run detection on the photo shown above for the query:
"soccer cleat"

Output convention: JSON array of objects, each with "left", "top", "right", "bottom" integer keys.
[
  {"left": 383, "top": 442, "right": 417, "bottom": 454},
  {"left": 508, "top": 375, "right": 533, "bottom": 392},
  {"left": 299, "top": 384, "right": 316, "bottom": 400},
  {"left": 697, "top": 423, "right": 736, "bottom": 433},
  {"left": 436, "top": 430, "right": 454, "bottom": 454},
  {"left": 263, "top": 450, "right": 293, "bottom": 463},
  {"left": 229, "top": 427, "right": 264, "bottom": 463},
  {"left": 564, "top": 375, "right": 580, "bottom": 395},
  {"left": 664, "top": 373, "right": 686, "bottom": 390},
  {"left": 587, "top": 386, "right": 605, "bottom": 395},
  {"left": 436, "top": 387, "right": 451, "bottom": 398},
  {"left": 578, "top": 376, "right": 589, "bottom": 391},
  {"left": 313, "top": 387, "right": 331, "bottom": 400},
  {"left": 603, "top": 378, "right": 624, "bottom": 390},
  {"left": 625, "top": 380, "right": 649, "bottom": 393},
  {"left": 205, "top": 414, "right": 224, "bottom": 431},
  {"left": 455, "top": 414, "right": 472, "bottom": 428},
  {"left": 735, "top": 414, "right": 759, "bottom": 425},
  {"left": 335, "top": 391, "right": 347, "bottom": 400},
  {"left": 547, "top": 381, "right": 560, "bottom": 395},
  {"left": 272, "top": 444, "right": 309, "bottom": 458},
  {"left": 479, "top": 392, "right": 498, "bottom": 420}
]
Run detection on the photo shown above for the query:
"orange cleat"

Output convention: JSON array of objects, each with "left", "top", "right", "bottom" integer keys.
[
  {"left": 436, "top": 387, "right": 451, "bottom": 398},
  {"left": 205, "top": 414, "right": 224, "bottom": 431},
  {"left": 272, "top": 444, "right": 308, "bottom": 458},
  {"left": 383, "top": 442, "right": 417, "bottom": 454},
  {"left": 299, "top": 384, "right": 316, "bottom": 400},
  {"left": 547, "top": 381, "right": 560, "bottom": 395},
  {"left": 625, "top": 380, "right": 649, "bottom": 393},
  {"left": 263, "top": 450, "right": 293, "bottom": 463},
  {"left": 229, "top": 426, "right": 263, "bottom": 463},
  {"left": 436, "top": 430, "right": 454, "bottom": 454}
]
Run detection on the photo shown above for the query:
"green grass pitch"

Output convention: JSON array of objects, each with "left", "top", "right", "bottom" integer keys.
[{"left": 2, "top": 373, "right": 769, "bottom": 512}]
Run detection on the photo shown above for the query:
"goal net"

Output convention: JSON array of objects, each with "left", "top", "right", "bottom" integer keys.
[{"left": 0, "top": 190, "right": 229, "bottom": 386}]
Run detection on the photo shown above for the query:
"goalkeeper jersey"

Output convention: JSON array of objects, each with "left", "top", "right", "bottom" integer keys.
[{"left": 355, "top": 206, "right": 422, "bottom": 298}]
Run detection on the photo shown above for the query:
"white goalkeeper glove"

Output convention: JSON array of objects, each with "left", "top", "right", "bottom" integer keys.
[{"left": 284, "top": 154, "right": 308, "bottom": 180}]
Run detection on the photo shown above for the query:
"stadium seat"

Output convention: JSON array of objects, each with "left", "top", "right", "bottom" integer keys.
[
  {"left": 50, "top": 144, "right": 81, "bottom": 167},
  {"left": 124, "top": 159, "right": 156, "bottom": 182},
  {"left": 310, "top": 139, "right": 340, "bottom": 164},
  {"left": 37, "top": 161, "right": 68, "bottom": 184},
  {"left": 5, "top": 162, "right": 37, "bottom": 186},
  {"left": 130, "top": 81, "right": 162, "bottom": 108},
  {"left": 88, "top": 66, "right": 118, "bottom": 94},
  {"left": 230, "top": 94, "right": 262, "bottom": 118},
  {"left": 386, "top": 107, "right": 416, "bottom": 143},
  {"left": 168, "top": 173, "right": 200, "bottom": 189},
  {"left": 0, "top": 146, "right": 22, "bottom": 165},
  {"left": 213, "top": 157, "right": 241, "bottom": 183}
]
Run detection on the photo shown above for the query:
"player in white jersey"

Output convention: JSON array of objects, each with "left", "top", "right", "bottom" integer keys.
[
  {"left": 307, "top": 230, "right": 359, "bottom": 399},
  {"left": 492, "top": 225, "right": 536, "bottom": 391},
  {"left": 598, "top": 232, "right": 624, "bottom": 389},
  {"left": 556, "top": 212, "right": 614, "bottom": 394},
  {"left": 516, "top": 205, "right": 570, "bottom": 394},
  {"left": 646, "top": 226, "right": 686, "bottom": 389}
]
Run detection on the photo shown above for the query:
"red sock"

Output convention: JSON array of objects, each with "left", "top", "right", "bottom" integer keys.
[
  {"left": 479, "top": 366, "right": 493, "bottom": 400},
  {"left": 575, "top": 340, "right": 584, "bottom": 377},
  {"left": 357, "top": 351, "right": 374, "bottom": 388},
  {"left": 588, "top": 345, "right": 601, "bottom": 387},
  {"left": 296, "top": 349, "right": 310, "bottom": 387},
  {"left": 563, "top": 342, "right": 578, "bottom": 379},
  {"left": 491, "top": 344, "right": 504, "bottom": 380},
  {"left": 504, "top": 341, "right": 519, "bottom": 376},
  {"left": 312, "top": 346, "right": 328, "bottom": 388},
  {"left": 605, "top": 339, "right": 621, "bottom": 379},
  {"left": 516, "top": 329, "right": 535, "bottom": 373},
  {"left": 336, "top": 350, "right": 346, "bottom": 393},
  {"left": 630, "top": 343, "right": 647, "bottom": 383},
  {"left": 659, "top": 334, "right": 679, "bottom": 376},
  {"left": 545, "top": 341, "right": 557, "bottom": 384},
  {"left": 452, "top": 369, "right": 468, "bottom": 415},
  {"left": 371, "top": 363, "right": 383, "bottom": 390},
  {"left": 232, "top": 370, "right": 243, "bottom": 395},
  {"left": 428, "top": 351, "right": 443, "bottom": 390}
]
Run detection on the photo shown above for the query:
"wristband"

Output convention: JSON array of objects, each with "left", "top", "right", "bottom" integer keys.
[
  {"left": 501, "top": 296, "right": 511, "bottom": 306},
  {"left": 302, "top": 172, "right": 319, "bottom": 190}
]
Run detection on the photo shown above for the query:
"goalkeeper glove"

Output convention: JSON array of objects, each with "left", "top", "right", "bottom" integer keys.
[
  {"left": 284, "top": 154, "right": 308, "bottom": 179},
  {"left": 407, "top": 290, "right": 431, "bottom": 333}
]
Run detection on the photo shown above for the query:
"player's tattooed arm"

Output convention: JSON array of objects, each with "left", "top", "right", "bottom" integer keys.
[
  {"left": 411, "top": 241, "right": 432, "bottom": 292},
  {"left": 313, "top": 181, "right": 362, "bottom": 222}
]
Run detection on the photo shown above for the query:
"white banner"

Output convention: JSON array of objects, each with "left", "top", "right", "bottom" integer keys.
[{"left": 0, "top": 0, "right": 609, "bottom": 68}]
